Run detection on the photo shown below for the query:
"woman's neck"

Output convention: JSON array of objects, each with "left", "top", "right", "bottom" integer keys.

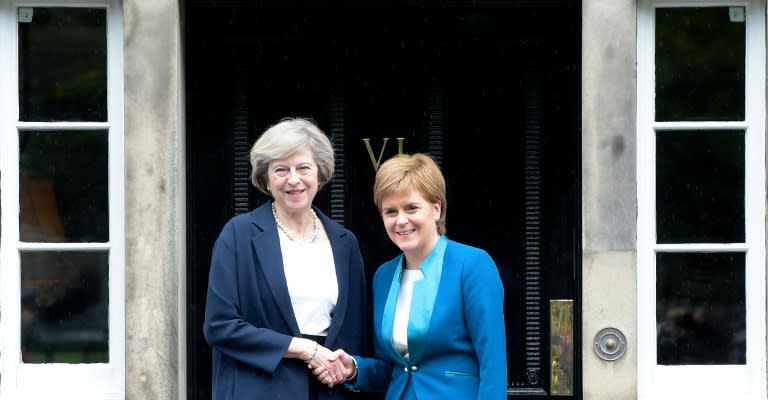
[
  {"left": 403, "top": 234, "right": 440, "bottom": 270},
  {"left": 272, "top": 203, "right": 320, "bottom": 242}
]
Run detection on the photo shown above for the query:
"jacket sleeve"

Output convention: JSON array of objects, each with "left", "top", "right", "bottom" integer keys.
[
  {"left": 463, "top": 250, "right": 508, "bottom": 399},
  {"left": 346, "top": 355, "right": 393, "bottom": 393},
  {"left": 202, "top": 220, "right": 292, "bottom": 374}
]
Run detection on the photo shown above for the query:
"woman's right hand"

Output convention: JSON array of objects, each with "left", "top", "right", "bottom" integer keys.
[
  {"left": 307, "top": 343, "right": 347, "bottom": 387},
  {"left": 287, "top": 337, "right": 347, "bottom": 386}
]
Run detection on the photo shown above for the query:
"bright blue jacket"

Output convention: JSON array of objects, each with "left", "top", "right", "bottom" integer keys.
[{"left": 351, "top": 236, "right": 507, "bottom": 400}]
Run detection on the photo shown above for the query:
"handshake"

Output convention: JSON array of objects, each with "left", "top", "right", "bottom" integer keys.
[{"left": 299, "top": 338, "right": 358, "bottom": 388}]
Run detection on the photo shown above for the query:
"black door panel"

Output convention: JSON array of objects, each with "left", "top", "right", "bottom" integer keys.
[{"left": 186, "top": 2, "right": 580, "bottom": 398}]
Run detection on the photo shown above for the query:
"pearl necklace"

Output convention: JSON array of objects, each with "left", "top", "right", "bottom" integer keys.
[{"left": 272, "top": 203, "right": 321, "bottom": 243}]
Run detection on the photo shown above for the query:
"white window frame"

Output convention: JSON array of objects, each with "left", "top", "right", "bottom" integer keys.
[
  {"left": 0, "top": 1, "right": 125, "bottom": 399},
  {"left": 637, "top": 1, "right": 767, "bottom": 399}
]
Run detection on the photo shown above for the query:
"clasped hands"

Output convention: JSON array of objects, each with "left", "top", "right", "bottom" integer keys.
[{"left": 301, "top": 339, "right": 355, "bottom": 388}]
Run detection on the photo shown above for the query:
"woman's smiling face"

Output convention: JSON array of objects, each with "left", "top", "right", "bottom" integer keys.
[
  {"left": 268, "top": 147, "right": 318, "bottom": 213},
  {"left": 379, "top": 188, "right": 441, "bottom": 265}
]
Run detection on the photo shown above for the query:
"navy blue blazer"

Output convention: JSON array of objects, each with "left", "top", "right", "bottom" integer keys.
[
  {"left": 351, "top": 237, "right": 507, "bottom": 400},
  {"left": 203, "top": 201, "right": 368, "bottom": 400}
]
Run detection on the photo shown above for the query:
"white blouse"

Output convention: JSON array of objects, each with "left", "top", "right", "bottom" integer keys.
[{"left": 278, "top": 231, "right": 338, "bottom": 336}]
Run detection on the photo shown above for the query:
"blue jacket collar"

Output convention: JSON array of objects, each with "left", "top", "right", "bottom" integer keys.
[{"left": 381, "top": 235, "right": 447, "bottom": 363}]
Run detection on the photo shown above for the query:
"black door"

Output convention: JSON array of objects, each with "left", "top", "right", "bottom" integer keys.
[{"left": 185, "top": 1, "right": 581, "bottom": 399}]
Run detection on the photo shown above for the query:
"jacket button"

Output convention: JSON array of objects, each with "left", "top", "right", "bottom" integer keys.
[
  {"left": 411, "top": 365, "right": 418, "bottom": 371},
  {"left": 404, "top": 367, "right": 409, "bottom": 372}
]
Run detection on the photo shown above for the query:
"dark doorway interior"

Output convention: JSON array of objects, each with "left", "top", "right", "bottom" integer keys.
[{"left": 186, "top": 1, "right": 581, "bottom": 399}]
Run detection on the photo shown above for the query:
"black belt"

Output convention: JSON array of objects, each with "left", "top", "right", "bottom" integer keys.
[{"left": 302, "top": 334, "right": 326, "bottom": 346}]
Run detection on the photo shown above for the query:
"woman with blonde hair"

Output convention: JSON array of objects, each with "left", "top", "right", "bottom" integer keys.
[{"left": 328, "top": 153, "right": 507, "bottom": 399}]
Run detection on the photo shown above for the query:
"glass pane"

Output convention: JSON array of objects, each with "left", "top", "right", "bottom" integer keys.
[
  {"left": 656, "top": 7, "right": 745, "bottom": 121},
  {"left": 20, "top": 131, "right": 108, "bottom": 242},
  {"left": 656, "top": 252, "right": 745, "bottom": 365},
  {"left": 20, "top": 251, "right": 109, "bottom": 364},
  {"left": 18, "top": 7, "right": 107, "bottom": 121},
  {"left": 656, "top": 130, "right": 744, "bottom": 243}
]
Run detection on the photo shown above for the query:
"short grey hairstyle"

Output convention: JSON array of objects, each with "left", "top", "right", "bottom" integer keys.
[{"left": 249, "top": 117, "right": 335, "bottom": 195}]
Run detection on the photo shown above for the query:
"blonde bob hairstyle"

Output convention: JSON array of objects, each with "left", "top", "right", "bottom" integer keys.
[
  {"left": 373, "top": 153, "right": 447, "bottom": 235},
  {"left": 249, "top": 117, "right": 335, "bottom": 195}
]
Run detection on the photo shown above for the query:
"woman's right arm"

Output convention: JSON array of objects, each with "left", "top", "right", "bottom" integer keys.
[{"left": 203, "top": 222, "right": 293, "bottom": 373}]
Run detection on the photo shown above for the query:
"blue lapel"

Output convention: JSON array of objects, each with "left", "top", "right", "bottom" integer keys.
[
  {"left": 320, "top": 211, "right": 350, "bottom": 347},
  {"left": 250, "top": 202, "right": 302, "bottom": 336},
  {"left": 381, "top": 254, "right": 406, "bottom": 363},
  {"left": 407, "top": 235, "right": 447, "bottom": 363},
  {"left": 381, "top": 235, "right": 448, "bottom": 364}
]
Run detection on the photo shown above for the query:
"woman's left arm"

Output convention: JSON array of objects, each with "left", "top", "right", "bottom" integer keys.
[{"left": 463, "top": 250, "right": 508, "bottom": 400}]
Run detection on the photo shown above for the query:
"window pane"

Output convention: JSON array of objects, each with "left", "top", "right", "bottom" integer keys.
[
  {"left": 21, "top": 251, "right": 109, "bottom": 364},
  {"left": 18, "top": 7, "right": 107, "bottom": 121},
  {"left": 20, "top": 131, "right": 108, "bottom": 242},
  {"left": 656, "top": 130, "right": 744, "bottom": 243},
  {"left": 656, "top": 252, "right": 745, "bottom": 365},
  {"left": 656, "top": 7, "right": 745, "bottom": 121}
]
